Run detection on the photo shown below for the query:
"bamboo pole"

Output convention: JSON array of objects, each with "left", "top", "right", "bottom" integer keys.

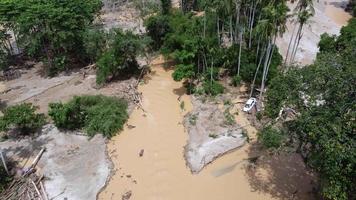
[
  {"left": 30, "top": 148, "right": 45, "bottom": 169},
  {"left": 31, "top": 180, "right": 43, "bottom": 200},
  {"left": 40, "top": 182, "right": 48, "bottom": 200},
  {"left": 0, "top": 149, "right": 9, "bottom": 175}
]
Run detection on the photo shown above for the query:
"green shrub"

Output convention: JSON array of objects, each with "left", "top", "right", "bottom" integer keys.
[
  {"left": 258, "top": 126, "right": 284, "bottom": 149},
  {"left": 224, "top": 108, "right": 235, "bottom": 125},
  {"left": 0, "top": 103, "right": 46, "bottom": 134},
  {"left": 49, "top": 95, "right": 128, "bottom": 138},
  {"left": 202, "top": 80, "right": 224, "bottom": 96},
  {"left": 83, "top": 29, "right": 108, "bottom": 63},
  {"left": 96, "top": 29, "right": 143, "bottom": 84},
  {"left": 145, "top": 14, "right": 171, "bottom": 50},
  {"left": 231, "top": 75, "right": 241, "bottom": 87},
  {"left": 160, "top": 0, "right": 171, "bottom": 15}
]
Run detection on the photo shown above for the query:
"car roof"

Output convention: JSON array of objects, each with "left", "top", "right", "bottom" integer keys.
[{"left": 246, "top": 98, "right": 256, "bottom": 104}]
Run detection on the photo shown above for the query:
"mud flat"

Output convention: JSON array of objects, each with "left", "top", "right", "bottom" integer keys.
[
  {"left": 0, "top": 124, "right": 110, "bottom": 200},
  {"left": 184, "top": 96, "right": 246, "bottom": 173}
]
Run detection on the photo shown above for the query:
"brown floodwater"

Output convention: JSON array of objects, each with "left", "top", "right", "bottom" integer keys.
[
  {"left": 99, "top": 56, "right": 314, "bottom": 200},
  {"left": 325, "top": 1, "right": 352, "bottom": 26}
]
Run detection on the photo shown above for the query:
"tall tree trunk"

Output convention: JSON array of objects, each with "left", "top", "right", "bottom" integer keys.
[
  {"left": 230, "top": 15, "right": 233, "bottom": 45},
  {"left": 235, "top": 1, "right": 240, "bottom": 42},
  {"left": 204, "top": 10, "right": 206, "bottom": 38},
  {"left": 289, "top": 23, "right": 302, "bottom": 64},
  {"left": 237, "top": 27, "right": 243, "bottom": 75},
  {"left": 248, "top": 0, "right": 256, "bottom": 48},
  {"left": 291, "top": 27, "right": 303, "bottom": 64},
  {"left": 264, "top": 36, "right": 277, "bottom": 82},
  {"left": 259, "top": 39, "right": 272, "bottom": 106},
  {"left": 255, "top": 36, "right": 261, "bottom": 63},
  {"left": 217, "top": 16, "right": 220, "bottom": 45},
  {"left": 284, "top": 23, "right": 297, "bottom": 69},
  {"left": 250, "top": 44, "right": 266, "bottom": 98}
]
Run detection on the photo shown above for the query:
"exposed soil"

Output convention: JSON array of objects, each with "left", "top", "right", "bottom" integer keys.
[
  {"left": 184, "top": 95, "right": 246, "bottom": 173},
  {"left": 0, "top": 125, "right": 110, "bottom": 200},
  {"left": 100, "top": 1, "right": 145, "bottom": 33},
  {"left": 0, "top": 63, "right": 137, "bottom": 114}
]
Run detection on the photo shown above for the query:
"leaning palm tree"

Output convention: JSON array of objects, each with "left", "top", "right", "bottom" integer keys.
[
  {"left": 289, "top": 8, "right": 313, "bottom": 64},
  {"left": 286, "top": 0, "right": 314, "bottom": 65},
  {"left": 257, "top": 2, "right": 288, "bottom": 105}
]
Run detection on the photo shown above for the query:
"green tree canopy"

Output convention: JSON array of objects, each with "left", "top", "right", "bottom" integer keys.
[
  {"left": 265, "top": 18, "right": 356, "bottom": 200},
  {"left": 0, "top": 0, "right": 102, "bottom": 74}
]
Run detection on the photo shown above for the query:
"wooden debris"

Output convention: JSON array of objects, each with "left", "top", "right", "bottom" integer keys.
[
  {"left": 0, "top": 150, "right": 9, "bottom": 175},
  {"left": 139, "top": 149, "right": 144, "bottom": 157},
  {"left": 0, "top": 149, "right": 48, "bottom": 200},
  {"left": 122, "top": 191, "right": 132, "bottom": 200},
  {"left": 30, "top": 148, "right": 45, "bottom": 169}
]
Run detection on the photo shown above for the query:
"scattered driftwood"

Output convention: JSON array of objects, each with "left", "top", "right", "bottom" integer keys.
[
  {"left": 122, "top": 191, "right": 132, "bottom": 200},
  {"left": 139, "top": 149, "right": 144, "bottom": 157},
  {"left": 0, "top": 148, "right": 47, "bottom": 200}
]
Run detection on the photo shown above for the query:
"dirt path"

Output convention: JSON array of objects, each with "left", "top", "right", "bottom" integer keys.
[{"left": 99, "top": 56, "right": 315, "bottom": 200}]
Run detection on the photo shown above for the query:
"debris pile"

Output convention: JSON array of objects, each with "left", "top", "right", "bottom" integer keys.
[{"left": 0, "top": 148, "right": 48, "bottom": 200}]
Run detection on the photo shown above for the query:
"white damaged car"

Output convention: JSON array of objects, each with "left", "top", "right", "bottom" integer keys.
[{"left": 243, "top": 98, "right": 257, "bottom": 112}]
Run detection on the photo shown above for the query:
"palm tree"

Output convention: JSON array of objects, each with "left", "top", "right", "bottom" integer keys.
[
  {"left": 287, "top": 0, "right": 314, "bottom": 65},
  {"left": 289, "top": 8, "right": 313, "bottom": 64},
  {"left": 257, "top": 2, "right": 288, "bottom": 105}
]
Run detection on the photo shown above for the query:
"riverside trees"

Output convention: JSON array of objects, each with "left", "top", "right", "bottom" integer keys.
[
  {"left": 263, "top": 18, "right": 356, "bottom": 200},
  {"left": 146, "top": 0, "right": 286, "bottom": 97},
  {"left": 0, "top": 0, "right": 102, "bottom": 75}
]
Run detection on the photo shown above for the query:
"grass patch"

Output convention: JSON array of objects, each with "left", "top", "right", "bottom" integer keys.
[
  {"left": 48, "top": 95, "right": 128, "bottom": 138},
  {"left": 0, "top": 103, "right": 46, "bottom": 134},
  {"left": 189, "top": 114, "right": 197, "bottom": 125},
  {"left": 180, "top": 101, "right": 185, "bottom": 111},
  {"left": 224, "top": 108, "right": 235, "bottom": 126}
]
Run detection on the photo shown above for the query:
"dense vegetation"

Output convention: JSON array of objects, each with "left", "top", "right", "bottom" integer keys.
[
  {"left": 348, "top": 0, "right": 356, "bottom": 16},
  {"left": 95, "top": 29, "right": 148, "bottom": 84},
  {"left": 0, "top": 0, "right": 102, "bottom": 74},
  {"left": 263, "top": 18, "right": 356, "bottom": 200},
  {"left": 146, "top": 0, "right": 287, "bottom": 97},
  {"left": 0, "top": 103, "right": 46, "bottom": 134},
  {"left": 48, "top": 95, "right": 128, "bottom": 138}
]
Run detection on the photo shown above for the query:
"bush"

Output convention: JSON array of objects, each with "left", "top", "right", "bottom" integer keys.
[
  {"left": 231, "top": 75, "right": 241, "bottom": 86},
  {"left": 0, "top": 0, "right": 102, "bottom": 75},
  {"left": 83, "top": 29, "right": 107, "bottom": 63},
  {"left": 145, "top": 15, "right": 171, "bottom": 50},
  {"left": 49, "top": 95, "right": 128, "bottom": 138},
  {"left": 96, "top": 29, "right": 143, "bottom": 84},
  {"left": 0, "top": 103, "right": 46, "bottom": 134},
  {"left": 258, "top": 126, "right": 284, "bottom": 149},
  {"left": 202, "top": 80, "right": 224, "bottom": 96},
  {"left": 161, "top": 0, "right": 171, "bottom": 15}
]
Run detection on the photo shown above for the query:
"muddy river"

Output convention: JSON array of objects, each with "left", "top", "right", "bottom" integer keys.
[
  {"left": 99, "top": 56, "right": 315, "bottom": 200},
  {"left": 325, "top": 0, "right": 352, "bottom": 26}
]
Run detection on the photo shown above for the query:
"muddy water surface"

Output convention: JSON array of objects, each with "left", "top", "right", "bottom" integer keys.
[
  {"left": 325, "top": 1, "right": 352, "bottom": 26},
  {"left": 99, "top": 56, "right": 314, "bottom": 200}
]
